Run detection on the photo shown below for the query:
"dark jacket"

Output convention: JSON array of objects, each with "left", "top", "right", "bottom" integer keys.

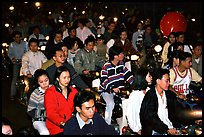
[
  {"left": 63, "top": 113, "right": 118, "bottom": 135},
  {"left": 140, "top": 87, "right": 182, "bottom": 135},
  {"left": 46, "top": 62, "right": 88, "bottom": 90}
]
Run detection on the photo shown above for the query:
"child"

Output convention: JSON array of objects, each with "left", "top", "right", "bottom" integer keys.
[{"left": 27, "top": 69, "right": 51, "bottom": 135}]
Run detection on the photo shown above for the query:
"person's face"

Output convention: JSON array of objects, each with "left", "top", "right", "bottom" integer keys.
[
  {"left": 96, "top": 39, "right": 104, "bottom": 45},
  {"left": 29, "top": 42, "right": 38, "bottom": 52},
  {"left": 137, "top": 22, "right": 143, "bottom": 30},
  {"left": 54, "top": 33, "right": 63, "bottom": 43},
  {"left": 193, "top": 45, "right": 202, "bottom": 57},
  {"left": 120, "top": 31, "right": 127, "bottom": 40},
  {"left": 33, "top": 28, "right": 40, "bottom": 35},
  {"left": 77, "top": 99, "right": 95, "bottom": 122},
  {"left": 58, "top": 71, "right": 70, "bottom": 87},
  {"left": 169, "top": 34, "right": 176, "bottom": 44},
  {"left": 38, "top": 74, "right": 49, "bottom": 90},
  {"left": 176, "top": 34, "right": 185, "bottom": 43},
  {"left": 181, "top": 57, "right": 192, "bottom": 69},
  {"left": 85, "top": 42, "right": 94, "bottom": 52},
  {"left": 61, "top": 46, "right": 68, "bottom": 59},
  {"left": 146, "top": 72, "right": 152, "bottom": 85},
  {"left": 69, "top": 29, "right": 76, "bottom": 37},
  {"left": 157, "top": 74, "right": 170, "bottom": 91},
  {"left": 145, "top": 27, "right": 152, "bottom": 34},
  {"left": 173, "top": 58, "right": 179, "bottom": 67},
  {"left": 108, "top": 23, "right": 115, "bottom": 31},
  {"left": 54, "top": 50, "right": 65, "bottom": 64},
  {"left": 2, "top": 125, "right": 13, "bottom": 135},
  {"left": 14, "top": 34, "right": 21, "bottom": 43},
  {"left": 115, "top": 52, "right": 124, "bottom": 61}
]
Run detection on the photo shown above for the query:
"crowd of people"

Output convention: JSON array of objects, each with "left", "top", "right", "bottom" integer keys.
[{"left": 2, "top": 8, "right": 202, "bottom": 135}]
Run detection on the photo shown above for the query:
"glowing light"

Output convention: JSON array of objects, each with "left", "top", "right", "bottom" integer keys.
[
  {"left": 154, "top": 45, "right": 162, "bottom": 53},
  {"left": 74, "top": 7, "right": 76, "bottom": 10},
  {"left": 9, "top": 6, "right": 14, "bottom": 11},
  {"left": 5, "top": 23, "right": 9, "bottom": 27},
  {"left": 125, "top": 8, "right": 128, "bottom": 10},
  {"left": 45, "top": 36, "right": 49, "bottom": 41},
  {"left": 2, "top": 49, "right": 4, "bottom": 54},
  {"left": 2, "top": 43, "right": 8, "bottom": 47},
  {"left": 99, "top": 15, "right": 105, "bottom": 20},
  {"left": 49, "top": 11, "right": 52, "bottom": 14},
  {"left": 41, "top": 46, "right": 46, "bottom": 51},
  {"left": 24, "top": 37, "right": 27, "bottom": 41},
  {"left": 61, "top": 11, "right": 64, "bottom": 14},
  {"left": 35, "top": 2, "right": 41, "bottom": 7},
  {"left": 131, "top": 55, "right": 139, "bottom": 61},
  {"left": 191, "top": 18, "right": 196, "bottom": 21},
  {"left": 82, "top": 11, "right": 85, "bottom": 14},
  {"left": 24, "top": 2, "right": 28, "bottom": 4},
  {"left": 113, "top": 17, "right": 118, "bottom": 22},
  {"left": 122, "top": 12, "right": 124, "bottom": 14},
  {"left": 105, "top": 5, "right": 107, "bottom": 8}
]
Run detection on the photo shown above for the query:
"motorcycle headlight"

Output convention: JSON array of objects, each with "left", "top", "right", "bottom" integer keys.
[
  {"left": 154, "top": 45, "right": 162, "bottom": 53},
  {"left": 131, "top": 55, "right": 139, "bottom": 61}
]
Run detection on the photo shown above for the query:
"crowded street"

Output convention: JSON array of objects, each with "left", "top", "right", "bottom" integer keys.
[{"left": 2, "top": 2, "right": 202, "bottom": 135}]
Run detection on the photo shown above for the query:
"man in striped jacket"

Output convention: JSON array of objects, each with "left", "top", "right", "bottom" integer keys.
[{"left": 99, "top": 45, "right": 134, "bottom": 126}]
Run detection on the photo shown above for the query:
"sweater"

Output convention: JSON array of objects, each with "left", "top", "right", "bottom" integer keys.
[{"left": 63, "top": 113, "right": 118, "bottom": 135}]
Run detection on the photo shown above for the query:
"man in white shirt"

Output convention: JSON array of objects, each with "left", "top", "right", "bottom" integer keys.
[
  {"left": 76, "top": 18, "right": 95, "bottom": 44},
  {"left": 21, "top": 38, "right": 47, "bottom": 102},
  {"left": 140, "top": 68, "right": 182, "bottom": 135}
]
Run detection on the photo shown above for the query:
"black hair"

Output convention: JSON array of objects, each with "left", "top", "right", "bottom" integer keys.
[
  {"left": 167, "top": 32, "right": 176, "bottom": 43},
  {"left": 165, "top": 50, "right": 183, "bottom": 68},
  {"left": 34, "top": 69, "right": 50, "bottom": 86},
  {"left": 175, "top": 31, "right": 185, "bottom": 38},
  {"left": 132, "top": 67, "right": 149, "bottom": 90},
  {"left": 28, "top": 38, "right": 39, "bottom": 47},
  {"left": 54, "top": 66, "right": 71, "bottom": 94},
  {"left": 167, "top": 42, "right": 184, "bottom": 59},
  {"left": 67, "top": 38, "right": 78, "bottom": 49},
  {"left": 12, "top": 30, "right": 22, "bottom": 38},
  {"left": 68, "top": 26, "right": 76, "bottom": 34},
  {"left": 178, "top": 51, "right": 192, "bottom": 61},
  {"left": 192, "top": 41, "right": 202, "bottom": 49},
  {"left": 74, "top": 90, "right": 95, "bottom": 109},
  {"left": 2, "top": 117, "right": 12, "bottom": 127},
  {"left": 108, "top": 45, "right": 124, "bottom": 61},
  {"left": 154, "top": 68, "right": 169, "bottom": 84},
  {"left": 84, "top": 35, "right": 95, "bottom": 45}
]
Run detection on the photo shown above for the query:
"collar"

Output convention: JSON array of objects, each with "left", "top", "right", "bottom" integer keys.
[{"left": 76, "top": 112, "right": 93, "bottom": 129}]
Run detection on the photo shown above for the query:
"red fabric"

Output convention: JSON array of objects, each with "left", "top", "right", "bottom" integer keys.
[{"left": 44, "top": 85, "right": 78, "bottom": 135}]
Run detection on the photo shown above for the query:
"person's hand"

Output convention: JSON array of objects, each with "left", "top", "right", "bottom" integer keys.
[
  {"left": 178, "top": 94, "right": 187, "bottom": 100},
  {"left": 112, "top": 88, "right": 120, "bottom": 93},
  {"left": 167, "top": 128, "right": 178, "bottom": 135}
]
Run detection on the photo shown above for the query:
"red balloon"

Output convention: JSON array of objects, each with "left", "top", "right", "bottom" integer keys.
[{"left": 160, "top": 11, "right": 187, "bottom": 37}]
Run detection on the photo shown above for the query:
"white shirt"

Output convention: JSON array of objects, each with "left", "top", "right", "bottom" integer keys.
[
  {"left": 28, "top": 34, "right": 46, "bottom": 46},
  {"left": 155, "top": 88, "right": 173, "bottom": 129},
  {"left": 76, "top": 26, "right": 95, "bottom": 44},
  {"left": 21, "top": 50, "right": 47, "bottom": 75},
  {"left": 126, "top": 87, "right": 150, "bottom": 132}
]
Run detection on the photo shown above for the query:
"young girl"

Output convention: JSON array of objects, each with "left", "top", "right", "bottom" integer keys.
[
  {"left": 126, "top": 67, "right": 152, "bottom": 135},
  {"left": 44, "top": 66, "right": 78, "bottom": 135},
  {"left": 27, "top": 69, "right": 51, "bottom": 135}
]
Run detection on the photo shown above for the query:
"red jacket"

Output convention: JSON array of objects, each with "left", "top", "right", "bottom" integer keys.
[{"left": 44, "top": 85, "right": 78, "bottom": 135}]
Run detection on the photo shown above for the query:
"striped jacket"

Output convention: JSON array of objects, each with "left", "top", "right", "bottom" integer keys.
[{"left": 99, "top": 60, "right": 134, "bottom": 93}]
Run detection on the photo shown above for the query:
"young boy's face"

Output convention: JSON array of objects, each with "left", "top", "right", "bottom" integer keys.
[
  {"left": 85, "top": 42, "right": 94, "bottom": 52},
  {"left": 29, "top": 42, "right": 38, "bottom": 52}
]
